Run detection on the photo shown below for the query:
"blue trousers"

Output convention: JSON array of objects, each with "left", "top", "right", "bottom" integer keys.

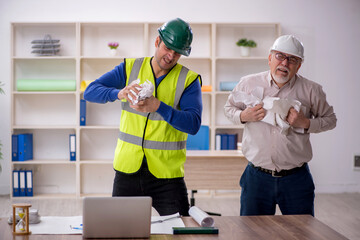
[
  {"left": 240, "top": 163, "right": 315, "bottom": 216},
  {"left": 112, "top": 159, "right": 190, "bottom": 216}
]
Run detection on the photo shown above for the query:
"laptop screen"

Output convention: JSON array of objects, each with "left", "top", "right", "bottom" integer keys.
[{"left": 82, "top": 196, "right": 152, "bottom": 239}]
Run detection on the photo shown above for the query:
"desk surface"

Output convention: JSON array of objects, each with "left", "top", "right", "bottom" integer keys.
[{"left": 1, "top": 215, "right": 347, "bottom": 240}]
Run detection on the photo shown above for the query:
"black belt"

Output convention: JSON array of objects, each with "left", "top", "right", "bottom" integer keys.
[{"left": 249, "top": 162, "right": 306, "bottom": 177}]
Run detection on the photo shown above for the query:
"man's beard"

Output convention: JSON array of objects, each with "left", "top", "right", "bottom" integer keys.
[{"left": 273, "top": 66, "right": 290, "bottom": 84}]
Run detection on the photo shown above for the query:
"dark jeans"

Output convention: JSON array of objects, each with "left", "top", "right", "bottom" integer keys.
[
  {"left": 112, "top": 160, "right": 190, "bottom": 216},
  {"left": 240, "top": 163, "right": 315, "bottom": 216}
]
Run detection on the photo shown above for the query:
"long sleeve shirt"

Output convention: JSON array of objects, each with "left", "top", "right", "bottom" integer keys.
[
  {"left": 224, "top": 71, "right": 337, "bottom": 171},
  {"left": 84, "top": 60, "right": 202, "bottom": 135}
]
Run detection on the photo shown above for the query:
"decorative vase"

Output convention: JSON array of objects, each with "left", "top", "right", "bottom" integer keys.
[
  {"left": 240, "top": 46, "right": 250, "bottom": 57},
  {"left": 109, "top": 48, "right": 117, "bottom": 56}
]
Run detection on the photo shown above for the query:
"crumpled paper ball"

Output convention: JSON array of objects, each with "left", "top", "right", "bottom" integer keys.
[{"left": 128, "top": 79, "right": 154, "bottom": 105}]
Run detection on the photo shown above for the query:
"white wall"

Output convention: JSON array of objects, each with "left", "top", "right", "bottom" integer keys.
[{"left": 1, "top": 0, "right": 359, "bottom": 194}]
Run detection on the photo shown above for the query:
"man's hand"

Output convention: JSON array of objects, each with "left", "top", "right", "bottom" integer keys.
[
  {"left": 118, "top": 82, "right": 141, "bottom": 103},
  {"left": 240, "top": 104, "right": 265, "bottom": 123},
  {"left": 286, "top": 107, "right": 310, "bottom": 129},
  {"left": 131, "top": 96, "right": 160, "bottom": 113}
]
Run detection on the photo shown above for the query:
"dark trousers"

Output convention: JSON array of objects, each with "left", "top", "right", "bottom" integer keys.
[
  {"left": 240, "top": 163, "right": 315, "bottom": 216},
  {"left": 112, "top": 160, "right": 190, "bottom": 216}
]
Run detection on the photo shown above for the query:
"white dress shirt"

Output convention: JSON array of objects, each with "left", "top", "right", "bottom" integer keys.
[{"left": 224, "top": 71, "right": 337, "bottom": 171}]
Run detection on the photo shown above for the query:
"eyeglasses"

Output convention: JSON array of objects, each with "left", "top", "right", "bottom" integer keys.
[{"left": 273, "top": 52, "right": 301, "bottom": 65}]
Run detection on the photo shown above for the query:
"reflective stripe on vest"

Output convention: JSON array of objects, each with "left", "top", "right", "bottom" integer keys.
[{"left": 118, "top": 131, "right": 187, "bottom": 150}]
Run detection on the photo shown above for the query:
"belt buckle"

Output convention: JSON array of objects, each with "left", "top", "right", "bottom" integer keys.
[{"left": 271, "top": 170, "right": 282, "bottom": 177}]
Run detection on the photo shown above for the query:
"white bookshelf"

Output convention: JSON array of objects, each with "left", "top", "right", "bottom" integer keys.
[{"left": 10, "top": 22, "right": 280, "bottom": 199}]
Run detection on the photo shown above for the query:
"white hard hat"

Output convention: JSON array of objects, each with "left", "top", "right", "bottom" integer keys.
[{"left": 270, "top": 35, "right": 304, "bottom": 61}]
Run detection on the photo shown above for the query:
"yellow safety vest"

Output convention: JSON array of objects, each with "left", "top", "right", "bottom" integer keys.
[{"left": 113, "top": 57, "right": 201, "bottom": 178}]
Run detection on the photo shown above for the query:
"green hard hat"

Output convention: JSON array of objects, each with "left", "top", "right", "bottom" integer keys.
[{"left": 158, "top": 18, "right": 193, "bottom": 56}]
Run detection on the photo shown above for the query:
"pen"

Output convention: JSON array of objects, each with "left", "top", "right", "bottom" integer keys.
[
  {"left": 70, "top": 225, "right": 83, "bottom": 230},
  {"left": 151, "top": 215, "right": 180, "bottom": 224}
]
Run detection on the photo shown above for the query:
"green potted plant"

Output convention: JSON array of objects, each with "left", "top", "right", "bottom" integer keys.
[{"left": 236, "top": 38, "right": 257, "bottom": 57}]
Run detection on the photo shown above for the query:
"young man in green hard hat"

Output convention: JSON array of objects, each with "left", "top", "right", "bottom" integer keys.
[{"left": 84, "top": 18, "right": 202, "bottom": 216}]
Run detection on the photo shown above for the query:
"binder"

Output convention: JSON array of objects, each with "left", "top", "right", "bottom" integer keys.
[
  {"left": 19, "top": 170, "right": 26, "bottom": 197},
  {"left": 220, "top": 134, "right": 228, "bottom": 150},
  {"left": 215, "top": 134, "right": 221, "bottom": 150},
  {"left": 18, "top": 134, "right": 33, "bottom": 161},
  {"left": 227, "top": 134, "right": 238, "bottom": 150},
  {"left": 12, "top": 134, "right": 19, "bottom": 161},
  {"left": 12, "top": 170, "right": 20, "bottom": 197},
  {"left": 69, "top": 134, "right": 76, "bottom": 161},
  {"left": 186, "top": 125, "right": 209, "bottom": 150},
  {"left": 25, "top": 170, "right": 33, "bottom": 197},
  {"left": 80, "top": 99, "right": 86, "bottom": 126}
]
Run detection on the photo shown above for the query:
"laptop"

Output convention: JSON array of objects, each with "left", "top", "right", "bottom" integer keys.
[{"left": 82, "top": 196, "right": 152, "bottom": 239}]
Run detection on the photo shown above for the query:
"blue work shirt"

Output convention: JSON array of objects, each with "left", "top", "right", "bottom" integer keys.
[{"left": 84, "top": 60, "right": 202, "bottom": 135}]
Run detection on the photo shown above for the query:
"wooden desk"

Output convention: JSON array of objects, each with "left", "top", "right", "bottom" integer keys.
[
  {"left": 1, "top": 215, "right": 347, "bottom": 240},
  {"left": 185, "top": 150, "right": 247, "bottom": 190}
]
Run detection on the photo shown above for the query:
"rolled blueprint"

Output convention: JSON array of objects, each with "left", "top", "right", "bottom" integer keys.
[{"left": 188, "top": 206, "right": 214, "bottom": 227}]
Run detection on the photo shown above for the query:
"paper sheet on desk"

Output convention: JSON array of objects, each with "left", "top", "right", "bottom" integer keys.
[
  {"left": 30, "top": 214, "right": 184, "bottom": 235},
  {"left": 232, "top": 87, "right": 304, "bottom": 135},
  {"left": 151, "top": 213, "right": 185, "bottom": 234},
  {"left": 30, "top": 216, "right": 82, "bottom": 234}
]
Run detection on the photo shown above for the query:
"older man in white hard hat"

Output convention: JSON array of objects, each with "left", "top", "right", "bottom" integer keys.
[{"left": 224, "top": 35, "right": 337, "bottom": 216}]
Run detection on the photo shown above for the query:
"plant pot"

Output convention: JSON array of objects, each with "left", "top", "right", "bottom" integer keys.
[
  {"left": 239, "top": 46, "right": 250, "bottom": 57},
  {"left": 109, "top": 48, "right": 117, "bottom": 56}
]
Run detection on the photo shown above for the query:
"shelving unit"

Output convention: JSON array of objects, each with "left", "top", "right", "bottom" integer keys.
[{"left": 10, "top": 22, "right": 280, "bottom": 199}]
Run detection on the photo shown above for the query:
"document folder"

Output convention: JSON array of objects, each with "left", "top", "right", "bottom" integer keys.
[
  {"left": 69, "top": 134, "right": 76, "bottom": 161},
  {"left": 12, "top": 170, "right": 20, "bottom": 197},
  {"left": 80, "top": 99, "right": 86, "bottom": 126},
  {"left": 186, "top": 125, "right": 209, "bottom": 150},
  {"left": 26, "top": 170, "right": 33, "bottom": 197},
  {"left": 18, "top": 134, "right": 33, "bottom": 161},
  {"left": 12, "top": 135, "right": 18, "bottom": 161},
  {"left": 19, "top": 170, "right": 26, "bottom": 197}
]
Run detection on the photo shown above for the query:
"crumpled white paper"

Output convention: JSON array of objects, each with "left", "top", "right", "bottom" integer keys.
[
  {"left": 232, "top": 87, "right": 304, "bottom": 135},
  {"left": 128, "top": 79, "right": 154, "bottom": 105},
  {"left": 188, "top": 206, "right": 214, "bottom": 227}
]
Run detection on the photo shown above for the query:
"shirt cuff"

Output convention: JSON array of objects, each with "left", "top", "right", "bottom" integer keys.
[
  {"left": 307, "top": 118, "right": 319, "bottom": 133},
  {"left": 234, "top": 109, "right": 243, "bottom": 125}
]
